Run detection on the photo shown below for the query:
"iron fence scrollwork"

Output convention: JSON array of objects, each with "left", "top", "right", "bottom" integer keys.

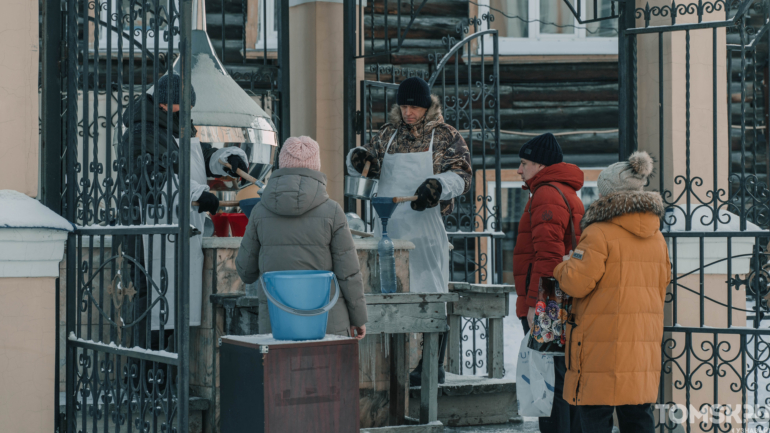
[
  {"left": 618, "top": 0, "right": 770, "bottom": 429},
  {"left": 61, "top": 0, "right": 193, "bottom": 431}
]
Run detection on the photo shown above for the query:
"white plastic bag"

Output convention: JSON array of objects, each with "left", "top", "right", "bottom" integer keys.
[{"left": 516, "top": 331, "right": 555, "bottom": 417}]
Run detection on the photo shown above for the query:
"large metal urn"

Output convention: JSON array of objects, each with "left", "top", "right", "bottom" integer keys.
[
  {"left": 111, "top": 0, "right": 279, "bottom": 192},
  {"left": 181, "top": 0, "right": 278, "bottom": 191}
]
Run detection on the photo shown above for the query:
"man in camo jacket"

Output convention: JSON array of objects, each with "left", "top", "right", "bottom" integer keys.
[
  {"left": 346, "top": 77, "right": 471, "bottom": 385},
  {"left": 347, "top": 79, "right": 472, "bottom": 215}
]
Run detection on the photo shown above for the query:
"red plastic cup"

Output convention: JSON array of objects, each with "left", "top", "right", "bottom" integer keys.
[
  {"left": 227, "top": 213, "right": 249, "bottom": 237},
  {"left": 210, "top": 213, "right": 230, "bottom": 237}
]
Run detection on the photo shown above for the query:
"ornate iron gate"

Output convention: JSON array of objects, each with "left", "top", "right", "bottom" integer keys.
[
  {"left": 61, "top": 0, "right": 194, "bottom": 431},
  {"left": 616, "top": 0, "right": 770, "bottom": 430},
  {"left": 344, "top": 0, "right": 502, "bottom": 375}
]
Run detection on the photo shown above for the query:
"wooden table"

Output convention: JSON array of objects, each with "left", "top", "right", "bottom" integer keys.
[{"left": 363, "top": 292, "right": 459, "bottom": 431}]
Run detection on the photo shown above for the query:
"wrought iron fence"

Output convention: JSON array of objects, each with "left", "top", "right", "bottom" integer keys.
[
  {"left": 57, "top": 0, "right": 195, "bottom": 431},
  {"left": 616, "top": 0, "right": 770, "bottom": 429}
]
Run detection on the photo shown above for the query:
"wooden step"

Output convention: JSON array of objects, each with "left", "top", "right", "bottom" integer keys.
[
  {"left": 366, "top": 0, "right": 468, "bottom": 16},
  {"left": 205, "top": 13, "right": 246, "bottom": 40},
  {"left": 365, "top": 60, "right": 620, "bottom": 83},
  {"left": 205, "top": 0, "right": 247, "bottom": 14},
  {"left": 408, "top": 373, "right": 518, "bottom": 427},
  {"left": 365, "top": 15, "right": 461, "bottom": 40},
  {"left": 364, "top": 103, "right": 618, "bottom": 131},
  {"left": 360, "top": 421, "right": 444, "bottom": 432}
]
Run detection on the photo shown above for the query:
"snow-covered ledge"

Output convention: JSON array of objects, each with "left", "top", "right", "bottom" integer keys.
[
  {"left": 0, "top": 190, "right": 74, "bottom": 278},
  {"left": 663, "top": 206, "right": 766, "bottom": 275}
]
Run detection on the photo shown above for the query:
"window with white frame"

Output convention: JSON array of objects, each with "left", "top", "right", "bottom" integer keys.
[
  {"left": 255, "top": 0, "right": 279, "bottom": 51},
  {"left": 97, "top": 0, "right": 179, "bottom": 53},
  {"left": 478, "top": 0, "right": 617, "bottom": 55}
]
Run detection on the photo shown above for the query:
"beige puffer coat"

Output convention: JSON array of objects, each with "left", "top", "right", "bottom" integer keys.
[{"left": 235, "top": 168, "right": 368, "bottom": 335}]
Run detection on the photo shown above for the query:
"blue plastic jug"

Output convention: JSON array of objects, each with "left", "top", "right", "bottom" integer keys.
[{"left": 259, "top": 270, "right": 340, "bottom": 341}]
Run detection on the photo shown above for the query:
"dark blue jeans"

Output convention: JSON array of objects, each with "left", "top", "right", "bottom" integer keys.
[
  {"left": 521, "top": 317, "right": 582, "bottom": 433},
  {"left": 578, "top": 403, "right": 654, "bottom": 433}
]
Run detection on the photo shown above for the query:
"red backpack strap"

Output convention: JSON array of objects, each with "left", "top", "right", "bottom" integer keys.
[{"left": 527, "top": 183, "right": 578, "bottom": 250}]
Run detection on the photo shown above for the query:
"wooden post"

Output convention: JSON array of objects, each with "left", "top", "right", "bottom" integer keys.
[
  {"left": 389, "top": 333, "right": 408, "bottom": 426},
  {"left": 486, "top": 318, "right": 504, "bottom": 379},
  {"left": 420, "top": 332, "right": 439, "bottom": 424},
  {"left": 447, "top": 303, "right": 461, "bottom": 374}
]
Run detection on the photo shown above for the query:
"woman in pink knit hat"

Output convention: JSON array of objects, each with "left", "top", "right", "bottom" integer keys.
[{"left": 236, "top": 136, "right": 368, "bottom": 339}]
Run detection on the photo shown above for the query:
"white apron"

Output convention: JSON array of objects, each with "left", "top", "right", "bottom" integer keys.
[
  {"left": 374, "top": 130, "right": 449, "bottom": 293},
  {"left": 144, "top": 137, "right": 208, "bottom": 329}
]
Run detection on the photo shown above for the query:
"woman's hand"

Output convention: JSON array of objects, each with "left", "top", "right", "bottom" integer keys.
[
  {"left": 527, "top": 307, "right": 535, "bottom": 328},
  {"left": 351, "top": 324, "right": 367, "bottom": 340}
]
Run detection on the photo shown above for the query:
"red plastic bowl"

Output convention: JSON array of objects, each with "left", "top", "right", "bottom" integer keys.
[
  {"left": 210, "top": 213, "right": 230, "bottom": 237},
  {"left": 227, "top": 213, "right": 249, "bottom": 237}
]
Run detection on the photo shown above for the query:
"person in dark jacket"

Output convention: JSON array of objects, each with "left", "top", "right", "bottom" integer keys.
[
  {"left": 513, "top": 133, "right": 584, "bottom": 433},
  {"left": 119, "top": 74, "right": 248, "bottom": 213},
  {"left": 237, "top": 136, "right": 368, "bottom": 338},
  {"left": 118, "top": 73, "right": 250, "bottom": 349}
]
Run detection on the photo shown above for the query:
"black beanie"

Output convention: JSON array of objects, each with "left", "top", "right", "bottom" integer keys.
[
  {"left": 519, "top": 133, "right": 563, "bottom": 166},
  {"left": 156, "top": 73, "right": 197, "bottom": 107},
  {"left": 397, "top": 77, "right": 432, "bottom": 109}
]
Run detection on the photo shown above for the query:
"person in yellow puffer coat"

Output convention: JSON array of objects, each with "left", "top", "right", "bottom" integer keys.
[{"left": 553, "top": 151, "right": 671, "bottom": 433}]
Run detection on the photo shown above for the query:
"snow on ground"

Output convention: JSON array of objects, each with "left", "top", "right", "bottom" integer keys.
[
  {"left": 504, "top": 293, "right": 527, "bottom": 376},
  {"left": 457, "top": 293, "right": 525, "bottom": 378}
]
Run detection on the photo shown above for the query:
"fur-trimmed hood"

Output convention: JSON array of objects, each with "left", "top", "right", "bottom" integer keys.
[
  {"left": 581, "top": 190, "right": 664, "bottom": 237},
  {"left": 388, "top": 94, "right": 444, "bottom": 127}
]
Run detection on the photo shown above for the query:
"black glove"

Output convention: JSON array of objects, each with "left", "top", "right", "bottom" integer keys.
[
  {"left": 225, "top": 154, "right": 249, "bottom": 178},
  {"left": 411, "top": 179, "right": 443, "bottom": 212},
  {"left": 196, "top": 191, "right": 219, "bottom": 214},
  {"left": 350, "top": 148, "right": 380, "bottom": 178}
]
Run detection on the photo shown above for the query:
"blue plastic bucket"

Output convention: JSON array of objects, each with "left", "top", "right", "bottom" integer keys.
[
  {"left": 259, "top": 270, "right": 340, "bottom": 341},
  {"left": 240, "top": 198, "right": 261, "bottom": 219}
]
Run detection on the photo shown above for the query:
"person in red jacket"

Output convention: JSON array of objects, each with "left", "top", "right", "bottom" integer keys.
[{"left": 513, "top": 133, "right": 585, "bottom": 433}]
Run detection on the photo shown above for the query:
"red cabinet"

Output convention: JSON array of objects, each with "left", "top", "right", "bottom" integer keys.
[{"left": 220, "top": 335, "right": 360, "bottom": 433}]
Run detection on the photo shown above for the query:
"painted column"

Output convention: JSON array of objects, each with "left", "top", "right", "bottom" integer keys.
[
  {"left": 636, "top": 0, "right": 729, "bottom": 204},
  {"left": 0, "top": 0, "right": 66, "bottom": 431},
  {"left": 0, "top": 193, "right": 72, "bottom": 433},
  {"left": 0, "top": 0, "right": 40, "bottom": 196},
  {"left": 289, "top": 0, "right": 365, "bottom": 204}
]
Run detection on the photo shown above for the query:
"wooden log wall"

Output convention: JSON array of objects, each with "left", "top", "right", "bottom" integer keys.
[{"left": 361, "top": 2, "right": 621, "bottom": 169}]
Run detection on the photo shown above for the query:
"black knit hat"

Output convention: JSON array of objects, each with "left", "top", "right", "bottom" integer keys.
[
  {"left": 397, "top": 77, "right": 432, "bottom": 109},
  {"left": 519, "top": 133, "right": 563, "bottom": 166},
  {"left": 156, "top": 73, "right": 197, "bottom": 107}
]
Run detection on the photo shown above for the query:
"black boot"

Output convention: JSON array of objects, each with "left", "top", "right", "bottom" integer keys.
[
  {"left": 437, "top": 331, "right": 448, "bottom": 385},
  {"left": 409, "top": 332, "right": 449, "bottom": 387},
  {"left": 409, "top": 358, "right": 423, "bottom": 387}
]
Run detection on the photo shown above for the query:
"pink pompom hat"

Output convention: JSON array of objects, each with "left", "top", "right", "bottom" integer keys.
[{"left": 278, "top": 136, "right": 321, "bottom": 171}]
